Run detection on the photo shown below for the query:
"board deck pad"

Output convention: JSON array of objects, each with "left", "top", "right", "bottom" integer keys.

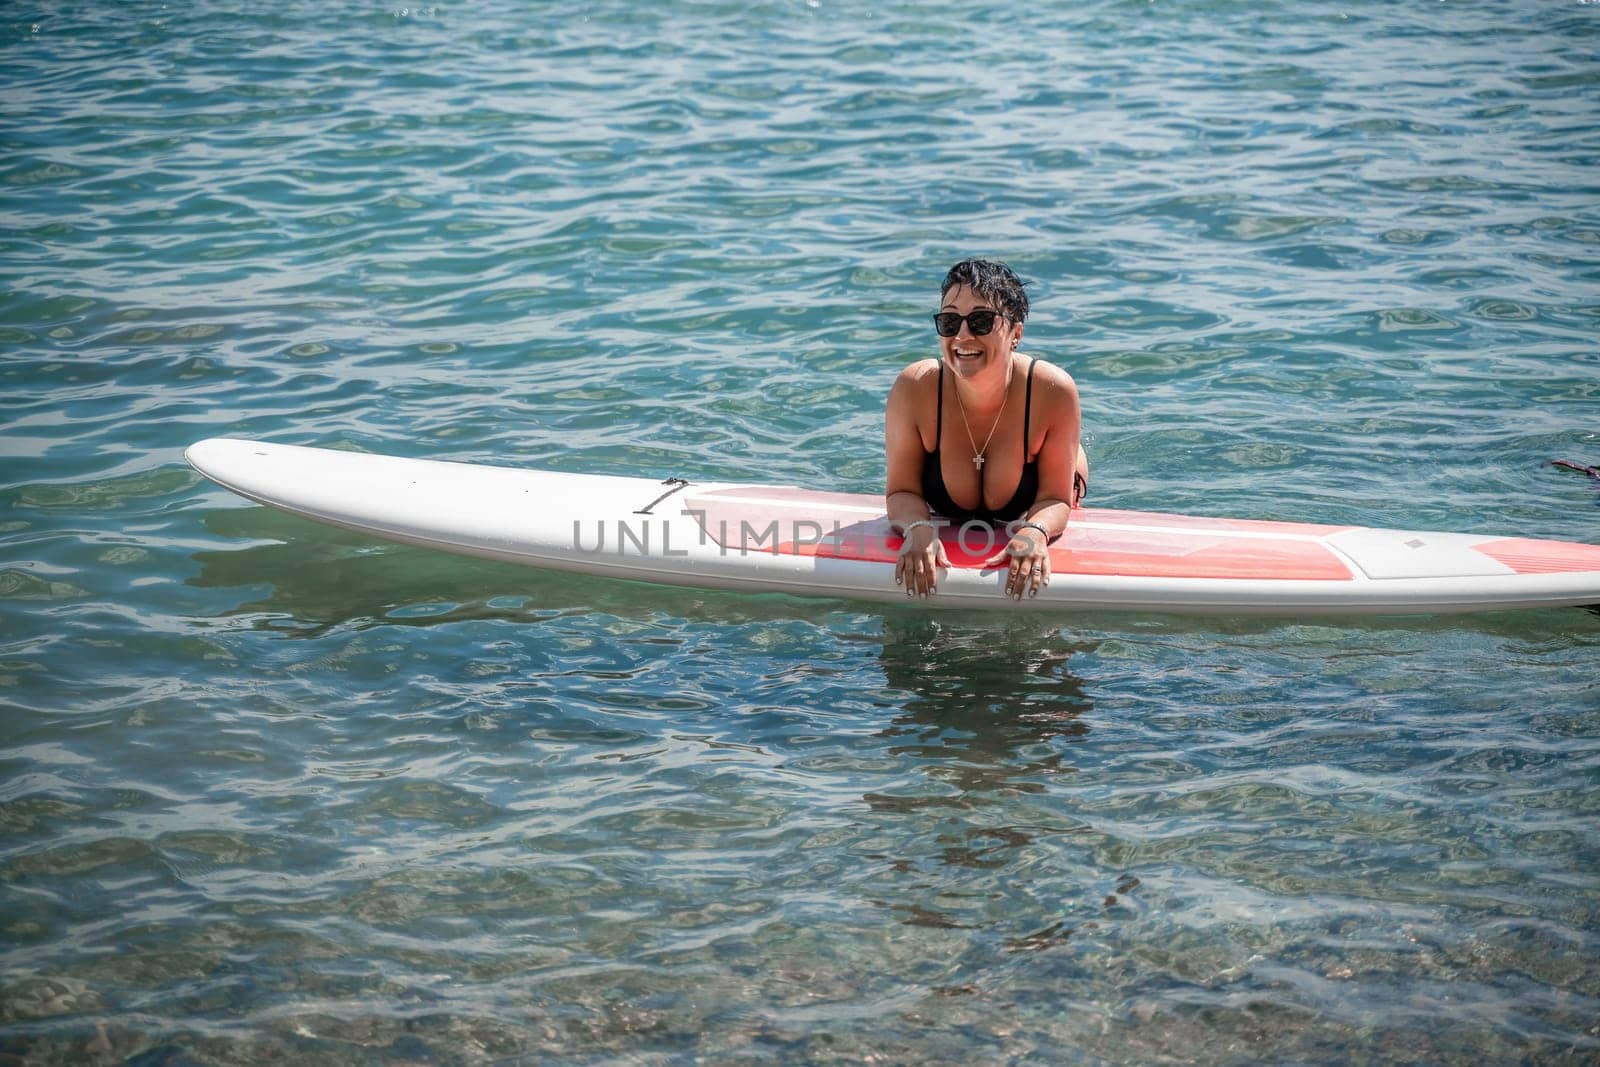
[
  {"left": 185, "top": 438, "right": 1600, "bottom": 616},
  {"left": 1476, "top": 537, "right": 1600, "bottom": 575},
  {"left": 686, "top": 489, "right": 1357, "bottom": 581}
]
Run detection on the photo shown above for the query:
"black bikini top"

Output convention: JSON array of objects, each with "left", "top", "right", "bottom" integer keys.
[{"left": 920, "top": 358, "right": 1038, "bottom": 524}]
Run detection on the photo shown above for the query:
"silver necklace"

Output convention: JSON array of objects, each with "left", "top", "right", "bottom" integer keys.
[{"left": 951, "top": 361, "right": 1012, "bottom": 471}]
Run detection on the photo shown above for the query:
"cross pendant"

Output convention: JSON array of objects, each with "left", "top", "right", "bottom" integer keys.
[{"left": 972, "top": 454, "right": 985, "bottom": 470}]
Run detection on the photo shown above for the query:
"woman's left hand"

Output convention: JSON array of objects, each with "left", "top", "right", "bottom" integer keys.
[{"left": 983, "top": 527, "right": 1050, "bottom": 600}]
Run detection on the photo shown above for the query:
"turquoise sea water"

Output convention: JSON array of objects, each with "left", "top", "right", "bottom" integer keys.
[{"left": 3, "top": 0, "right": 1599, "bottom": 1061}]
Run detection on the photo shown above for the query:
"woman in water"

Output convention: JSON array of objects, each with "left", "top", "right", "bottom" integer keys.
[{"left": 884, "top": 259, "right": 1087, "bottom": 600}]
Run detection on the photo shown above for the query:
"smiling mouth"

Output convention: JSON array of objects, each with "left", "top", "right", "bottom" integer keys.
[{"left": 952, "top": 347, "right": 983, "bottom": 358}]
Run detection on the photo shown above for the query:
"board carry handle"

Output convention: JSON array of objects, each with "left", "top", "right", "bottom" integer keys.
[{"left": 635, "top": 477, "right": 690, "bottom": 515}]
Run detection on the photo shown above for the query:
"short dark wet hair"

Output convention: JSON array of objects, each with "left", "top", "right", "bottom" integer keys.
[{"left": 940, "top": 259, "right": 1029, "bottom": 325}]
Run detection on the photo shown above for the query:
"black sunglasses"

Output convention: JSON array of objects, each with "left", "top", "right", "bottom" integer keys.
[{"left": 932, "top": 309, "right": 1004, "bottom": 337}]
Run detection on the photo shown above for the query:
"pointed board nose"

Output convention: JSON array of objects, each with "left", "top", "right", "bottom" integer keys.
[{"left": 186, "top": 437, "right": 258, "bottom": 482}]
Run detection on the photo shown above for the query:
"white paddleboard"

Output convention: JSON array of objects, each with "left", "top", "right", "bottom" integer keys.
[{"left": 186, "top": 438, "right": 1600, "bottom": 616}]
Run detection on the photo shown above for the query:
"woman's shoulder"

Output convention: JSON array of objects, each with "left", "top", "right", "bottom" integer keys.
[
  {"left": 889, "top": 357, "right": 941, "bottom": 398},
  {"left": 894, "top": 357, "right": 941, "bottom": 384},
  {"left": 1020, "top": 354, "right": 1079, "bottom": 397}
]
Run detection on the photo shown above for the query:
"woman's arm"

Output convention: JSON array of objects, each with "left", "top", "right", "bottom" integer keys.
[
  {"left": 984, "top": 364, "right": 1081, "bottom": 599},
  {"left": 885, "top": 363, "right": 949, "bottom": 596}
]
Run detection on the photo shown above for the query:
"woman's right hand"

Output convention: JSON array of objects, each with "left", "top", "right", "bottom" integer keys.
[{"left": 894, "top": 524, "right": 950, "bottom": 598}]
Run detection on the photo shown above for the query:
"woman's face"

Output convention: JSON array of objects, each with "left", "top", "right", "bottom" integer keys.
[{"left": 939, "top": 283, "right": 1023, "bottom": 379}]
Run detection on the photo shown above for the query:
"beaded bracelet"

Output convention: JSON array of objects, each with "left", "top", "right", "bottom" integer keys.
[{"left": 898, "top": 519, "right": 937, "bottom": 539}]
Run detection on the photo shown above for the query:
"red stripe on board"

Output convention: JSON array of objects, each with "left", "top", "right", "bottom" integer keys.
[
  {"left": 692, "top": 491, "right": 1352, "bottom": 580},
  {"left": 1476, "top": 537, "right": 1600, "bottom": 575},
  {"left": 782, "top": 529, "right": 1353, "bottom": 581},
  {"left": 1073, "top": 508, "right": 1354, "bottom": 537},
  {"left": 692, "top": 488, "right": 1355, "bottom": 537}
]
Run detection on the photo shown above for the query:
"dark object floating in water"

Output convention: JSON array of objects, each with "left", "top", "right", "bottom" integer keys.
[{"left": 1552, "top": 459, "right": 1600, "bottom": 481}]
